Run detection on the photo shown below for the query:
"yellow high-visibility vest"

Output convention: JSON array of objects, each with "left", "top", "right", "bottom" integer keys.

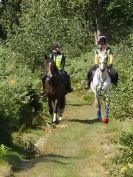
[{"left": 53, "top": 54, "right": 63, "bottom": 70}]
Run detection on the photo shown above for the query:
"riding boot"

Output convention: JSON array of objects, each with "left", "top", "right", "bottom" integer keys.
[
  {"left": 84, "top": 79, "right": 91, "bottom": 89},
  {"left": 67, "top": 76, "right": 73, "bottom": 93},
  {"left": 84, "top": 71, "right": 94, "bottom": 89},
  {"left": 107, "top": 68, "right": 118, "bottom": 86}
]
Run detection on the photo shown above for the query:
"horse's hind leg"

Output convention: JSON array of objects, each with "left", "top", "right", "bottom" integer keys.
[
  {"left": 102, "top": 92, "right": 111, "bottom": 123},
  {"left": 105, "top": 93, "right": 111, "bottom": 118},
  {"left": 58, "top": 97, "right": 65, "bottom": 121},
  {"left": 48, "top": 99, "right": 53, "bottom": 116},
  {"left": 58, "top": 107, "right": 62, "bottom": 122},
  {"left": 105, "top": 102, "right": 110, "bottom": 118}
]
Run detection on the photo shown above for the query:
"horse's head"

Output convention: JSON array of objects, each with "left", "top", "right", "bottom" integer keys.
[
  {"left": 44, "top": 55, "right": 58, "bottom": 78},
  {"left": 99, "top": 52, "right": 108, "bottom": 72}
]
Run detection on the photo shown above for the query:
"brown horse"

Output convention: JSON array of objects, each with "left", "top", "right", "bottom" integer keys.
[{"left": 43, "top": 55, "right": 66, "bottom": 123}]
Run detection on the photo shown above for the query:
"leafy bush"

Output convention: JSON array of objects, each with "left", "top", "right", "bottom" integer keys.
[
  {"left": 113, "top": 132, "right": 133, "bottom": 177},
  {"left": 67, "top": 51, "right": 94, "bottom": 90},
  {"left": 7, "top": 0, "right": 94, "bottom": 69},
  {"left": 110, "top": 43, "right": 133, "bottom": 177},
  {"left": 0, "top": 45, "right": 45, "bottom": 144},
  {"left": 0, "top": 144, "right": 10, "bottom": 164},
  {"left": 111, "top": 46, "right": 133, "bottom": 120}
]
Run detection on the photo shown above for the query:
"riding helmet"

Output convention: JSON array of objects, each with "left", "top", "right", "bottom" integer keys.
[
  {"left": 98, "top": 36, "right": 107, "bottom": 44},
  {"left": 53, "top": 42, "right": 61, "bottom": 49}
]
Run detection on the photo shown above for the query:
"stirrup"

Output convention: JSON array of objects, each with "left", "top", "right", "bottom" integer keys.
[{"left": 84, "top": 80, "right": 89, "bottom": 89}]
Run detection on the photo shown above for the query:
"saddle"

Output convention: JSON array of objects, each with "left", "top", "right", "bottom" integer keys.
[
  {"left": 59, "top": 71, "right": 73, "bottom": 93},
  {"left": 59, "top": 71, "right": 68, "bottom": 85}
]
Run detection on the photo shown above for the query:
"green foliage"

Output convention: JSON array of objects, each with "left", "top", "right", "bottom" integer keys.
[
  {"left": 6, "top": 0, "right": 94, "bottom": 70},
  {"left": 113, "top": 131, "right": 133, "bottom": 177},
  {"left": 0, "top": 0, "right": 22, "bottom": 39},
  {"left": 82, "top": 91, "right": 94, "bottom": 104},
  {"left": 22, "top": 137, "right": 39, "bottom": 155},
  {"left": 0, "top": 144, "right": 10, "bottom": 164},
  {"left": 111, "top": 45, "right": 133, "bottom": 121},
  {"left": 106, "top": 0, "right": 133, "bottom": 43},
  {"left": 110, "top": 43, "right": 133, "bottom": 177},
  {"left": 0, "top": 44, "right": 44, "bottom": 144},
  {"left": 67, "top": 51, "right": 94, "bottom": 90},
  {"left": 0, "top": 0, "right": 132, "bottom": 173}
]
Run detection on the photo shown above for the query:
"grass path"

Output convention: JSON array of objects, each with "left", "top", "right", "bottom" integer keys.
[{"left": 13, "top": 91, "right": 123, "bottom": 177}]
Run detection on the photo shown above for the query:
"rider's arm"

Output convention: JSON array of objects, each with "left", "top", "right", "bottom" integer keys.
[
  {"left": 109, "top": 48, "right": 113, "bottom": 64},
  {"left": 109, "top": 54, "right": 113, "bottom": 64}
]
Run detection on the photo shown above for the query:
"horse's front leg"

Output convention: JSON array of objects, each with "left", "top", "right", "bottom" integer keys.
[
  {"left": 95, "top": 91, "right": 102, "bottom": 121},
  {"left": 58, "top": 99, "right": 63, "bottom": 122},
  {"left": 102, "top": 90, "right": 111, "bottom": 123},
  {"left": 52, "top": 99, "right": 58, "bottom": 123},
  {"left": 58, "top": 97, "right": 65, "bottom": 122}
]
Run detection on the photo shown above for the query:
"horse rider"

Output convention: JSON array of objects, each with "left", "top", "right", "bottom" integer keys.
[
  {"left": 85, "top": 35, "right": 118, "bottom": 89},
  {"left": 41, "top": 42, "right": 73, "bottom": 94}
]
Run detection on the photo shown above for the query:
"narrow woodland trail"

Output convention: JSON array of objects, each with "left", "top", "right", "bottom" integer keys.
[{"left": 13, "top": 91, "right": 119, "bottom": 177}]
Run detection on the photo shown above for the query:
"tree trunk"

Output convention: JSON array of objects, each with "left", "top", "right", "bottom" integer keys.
[{"left": 94, "top": 1, "right": 104, "bottom": 45}]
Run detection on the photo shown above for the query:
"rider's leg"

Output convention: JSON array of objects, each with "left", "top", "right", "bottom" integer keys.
[
  {"left": 63, "top": 71, "right": 73, "bottom": 93},
  {"left": 108, "top": 68, "right": 118, "bottom": 86},
  {"left": 112, "top": 68, "right": 118, "bottom": 86},
  {"left": 85, "top": 64, "right": 98, "bottom": 89}
]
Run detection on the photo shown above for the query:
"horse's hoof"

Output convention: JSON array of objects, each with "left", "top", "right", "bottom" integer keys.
[
  {"left": 52, "top": 123, "right": 56, "bottom": 128},
  {"left": 84, "top": 82, "right": 89, "bottom": 89},
  {"left": 52, "top": 120, "right": 57, "bottom": 124},
  {"left": 58, "top": 117, "right": 62, "bottom": 121},
  {"left": 97, "top": 117, "right": 102, "bottom": 121},
  {"left": 102, "top": 117, "right": 109, "bottom": 123}
]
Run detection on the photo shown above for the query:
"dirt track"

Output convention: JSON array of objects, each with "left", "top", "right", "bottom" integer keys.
[{"left": 13, "top": 91, "right": 118, "bottom": 177}]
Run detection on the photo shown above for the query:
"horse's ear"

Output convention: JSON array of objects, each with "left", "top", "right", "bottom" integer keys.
[{"left": 44, "top": 54, "right": 48, "bottom": 60}]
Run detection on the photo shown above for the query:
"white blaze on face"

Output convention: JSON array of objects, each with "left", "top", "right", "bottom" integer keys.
[{"left": 48, "top": 63, "right": 52, "bottom": 77}]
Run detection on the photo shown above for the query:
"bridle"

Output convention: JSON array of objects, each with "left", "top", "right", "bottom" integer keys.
[
  {"left": 45, "top": 60, "right": 58, "bottom": 79},
  {"left": 99, "top": 53, "right": 108, "bottom": 72}
]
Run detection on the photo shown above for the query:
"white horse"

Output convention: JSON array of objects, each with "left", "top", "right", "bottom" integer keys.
[{"left": 91, "top": 52, "right": 111, "bottom": 123}]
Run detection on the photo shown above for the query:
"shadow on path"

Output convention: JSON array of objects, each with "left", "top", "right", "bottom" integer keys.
[
  {"left": 13, "top": 153, "right": 82, "bottom": 172},
  {"left": 66, "top": 102, "right": 89, "bottom": 107},
  {"left": 68, "top": 118, "right": 99, "bottom": 124},
  {"left": 66, "top": 101, "right": 91, "bottom": 106}
]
